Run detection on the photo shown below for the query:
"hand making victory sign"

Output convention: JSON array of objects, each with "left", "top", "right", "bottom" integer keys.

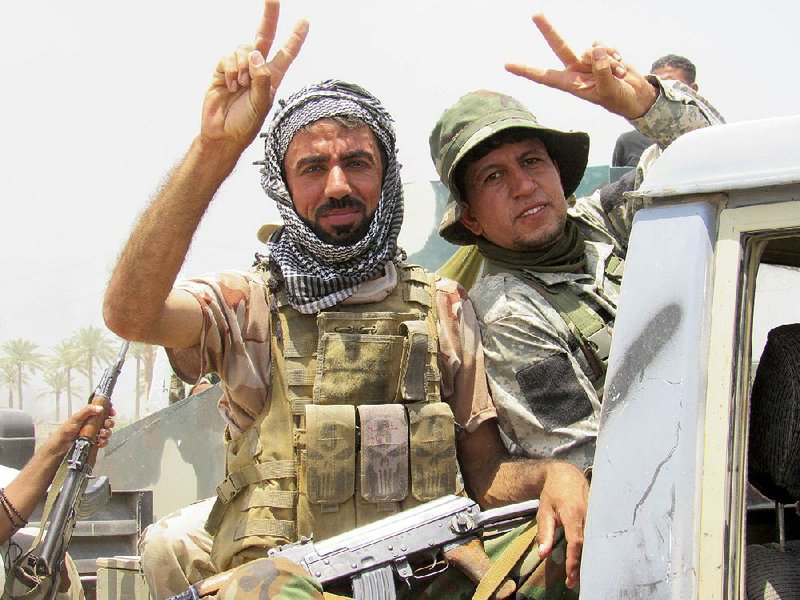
[
  {"left": 201, "top": 0, "right": 309, "bottom": 151},
  {"left": 506, "top": 14, "right": 658, "bottom": 120},
  {"left": 103, "top": 0, "right": 308, "bottom": 351}
]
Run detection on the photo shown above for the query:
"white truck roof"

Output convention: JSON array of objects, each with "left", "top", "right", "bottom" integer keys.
[{"left": 632, "top": 114, "right": 800, "bottom": 199}]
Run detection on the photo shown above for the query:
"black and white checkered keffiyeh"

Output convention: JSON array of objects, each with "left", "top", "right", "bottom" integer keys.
[{"left": 257, "top": 80, "right": 405, "bottom": 314}]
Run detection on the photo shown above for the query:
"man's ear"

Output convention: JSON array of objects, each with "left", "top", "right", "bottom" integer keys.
[
  {"left": 459, "top": 203, "right": 484, "bottom": 237},
  {"left": 690, "top": 82, "right": 699, "bottom": 92}
]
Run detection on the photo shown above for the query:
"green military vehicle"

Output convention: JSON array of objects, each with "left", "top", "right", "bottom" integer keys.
[{"left": 5, "top": 113, "right": 800, "bottom": 599}]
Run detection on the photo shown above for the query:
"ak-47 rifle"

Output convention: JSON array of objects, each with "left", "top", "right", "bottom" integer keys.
[
  {"left": 6, "top": 341, "right": 129, "bottom": 600},
  {"left": 170, "top": 494, "right": 540, "bottom": 600}
]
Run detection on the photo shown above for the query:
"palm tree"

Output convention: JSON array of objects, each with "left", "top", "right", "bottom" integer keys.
[
  {"left": 0, "top": 360, "right": 16, "bottom": 408},
  {"left": 0, "top": 339, "right": 44, "bottom": 410},
  {"left": 130, "top": 343, "right": 155, "bottom": 421},
  {"left": 51, "top": 340, "right": 83, "bottom": 416},
  {"left": 39, "top": 367, "right": 70, "bottom": 422},
  {"left": 71, "top": 326, "right": 117, "bottom": 392}
]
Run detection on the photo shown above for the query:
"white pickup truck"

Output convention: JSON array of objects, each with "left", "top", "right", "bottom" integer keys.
[{"left": 581, "top": 114, "right": 800, "bottom": 599}]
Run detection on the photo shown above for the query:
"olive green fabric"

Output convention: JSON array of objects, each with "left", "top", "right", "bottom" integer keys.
[
  {"left": 436, "top": 245, "right": 484, "bottom": 291},
  {"left": 477, "top": 219, "right": 587, "bottom": 274},
  {"left": 429, "top": 90, "right": 590, "bottom": 245}
]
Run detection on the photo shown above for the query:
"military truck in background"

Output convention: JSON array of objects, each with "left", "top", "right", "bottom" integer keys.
[{"left": 4, "top": 114, "right": 800, "bottom": 598}]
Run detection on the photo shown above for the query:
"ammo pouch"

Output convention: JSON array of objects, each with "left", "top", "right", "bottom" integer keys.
[
  {"left": 297, "top": 401, "right": 462, "bottom": 541},
  {"left": 313, "top": 310, "right": 440, "bottom": 404}
]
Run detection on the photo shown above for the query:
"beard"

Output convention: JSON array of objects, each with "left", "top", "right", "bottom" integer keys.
[
  {"left": 307, "top": 196, "right": 375, "bottom": 246},
  {"left": 513, "top": 221, "right": 566, "bottom": 252},
  {"left": 511, "top": 201, "right": 569, "bottom": 252}
]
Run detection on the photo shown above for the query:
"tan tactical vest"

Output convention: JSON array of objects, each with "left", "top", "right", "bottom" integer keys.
[{"left": 206, "top": 265, "right": 464, "bottom": 570}]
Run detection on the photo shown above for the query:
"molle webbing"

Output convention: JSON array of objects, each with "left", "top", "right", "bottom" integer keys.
[
  {"left": 209, "top": 265, "right": 457, "bottom": 570},
  {"left": 206, "top": 460, "right": 298, "bottom": 536},
  {"left": 215, "top": 460, "right": 297, "bottom": 505},
  {"left": 235, "top": 518, "right": 295, "bottom": 540},
  {"left": 605, "top": 254, "right": 624, "bottom": 287},
  {"left": 519, "top": 255, "right": 622, "bottom": 389},
  {"left": 290, "top": 266, "right": 441, "bottom": 407},
  {"left": 246, "top": 489, "right": 296, "bottom": 510}
]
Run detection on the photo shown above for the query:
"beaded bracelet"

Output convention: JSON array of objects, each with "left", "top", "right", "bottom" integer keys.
[
  {"left": 0, "top": 498, "right": 16, "bottom": 531},
  {"left": 0, "top": 488, "right": 27, "bottom": 528}
]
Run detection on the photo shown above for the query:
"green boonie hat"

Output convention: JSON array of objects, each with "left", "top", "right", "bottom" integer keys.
[{"left": 429, "top": 90, "right": 591, "bottom": 245}]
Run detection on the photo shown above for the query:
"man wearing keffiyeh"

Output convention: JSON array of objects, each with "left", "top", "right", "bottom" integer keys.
[
  {"left": 258, "top": 80, "right": 406, "bottom": 314},
  {"left": 103, "top": 2, "right": 590, "bottom": 598}
]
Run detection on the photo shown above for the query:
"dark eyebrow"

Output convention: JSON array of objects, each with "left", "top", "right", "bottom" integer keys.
[
  {"left": 519, "top": 147, "right": 549, "bottom": 159},
  {"left": 472, "top": 147, "right": 549, "bottom": 182},
  {"left": 472, "top": 161, "right": 504, "bottom": 181},
  {"left": 292, "top": 149, "right": 378, "bottom": 172},
  {"left": 341, "top": 149, "right": 378, "bottom": 164},
  {"left": 294, "top": 154, "right": 328, "bottom": 171}
]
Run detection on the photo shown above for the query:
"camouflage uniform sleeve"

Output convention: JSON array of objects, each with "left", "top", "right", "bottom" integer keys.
[
  {"left": 630, "top": 77, "right": 725, "bottom": 149},
  {"left": 166, "top": 270, "right": 272, "bottom": 435},
  {"left": 470, "top": 274, "right": 600, "bottom": 470},
  {"left": 572, "top": 79, "right": 725, "bottom": 250},
  {"left": 434, "top": 277, "right": 497, "bottom": 434},
  {"left": 570, "top": 169, "right": 638, "bottom": 253}
]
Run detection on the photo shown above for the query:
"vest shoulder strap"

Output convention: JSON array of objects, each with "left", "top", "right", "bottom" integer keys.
[{"left": 520, "top": 276, "right": 609, "bottom": 386}]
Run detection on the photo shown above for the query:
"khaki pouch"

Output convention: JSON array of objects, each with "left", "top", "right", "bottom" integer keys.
[
  {"left": 358, "top": 404, "right": 409, "bottom": 503},
  {"left": 314, "top": 312, "right": 421, "bottom": 404},
  {"left": 304, "top": 404, "right": 356, "bottom": 506},
  {"left": 407, "top": 402, "right": 458, "bottom": 501}
]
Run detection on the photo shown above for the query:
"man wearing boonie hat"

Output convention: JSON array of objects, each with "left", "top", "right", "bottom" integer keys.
[
  {"left": 104, "top": 3, "right": 593, "bottom": 598},
  {"left": 430, "top": 15, "right": 724, "bottom": 473}
]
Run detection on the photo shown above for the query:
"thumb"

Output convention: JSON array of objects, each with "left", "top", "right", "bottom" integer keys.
[
  {"left": 591, "top": 46, "right": 616, "bottom": 96},
  {"left": 71, "top": 403, "right": 103, "bottom": 425},
  {"left": 248, "top": 50, "right": 274, "bottom": 122}
]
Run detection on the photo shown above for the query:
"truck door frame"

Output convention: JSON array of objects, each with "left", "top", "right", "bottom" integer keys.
[{"left": 699, "top": 198, "right": 800, "bottom": 599}]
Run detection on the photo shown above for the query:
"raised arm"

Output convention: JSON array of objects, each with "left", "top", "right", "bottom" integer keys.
[
  {"left": 505, "top": 14, "right": 658, "bottom": 119},
  {"left": 103, "top": 0, "right": 308, "bottom": 349},
  {"left": 506, "top": 14, "right": 722, "bottom": 137}
]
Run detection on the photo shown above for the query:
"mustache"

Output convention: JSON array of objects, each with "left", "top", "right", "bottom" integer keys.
[{"left": 314, "top": 196, "right": 367, "bottom": 219}]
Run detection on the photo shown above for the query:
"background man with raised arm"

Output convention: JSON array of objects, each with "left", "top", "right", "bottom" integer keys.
[
  {"left": 103, "top": 3, "right": 588, "bottom": 598},
  {"left": 430, "top": 16, "right": 723, "bottom": 476}
]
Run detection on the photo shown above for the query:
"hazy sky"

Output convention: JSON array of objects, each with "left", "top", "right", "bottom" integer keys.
[{"left": 1, "top": 0, "right": 797, "bottom": 419}]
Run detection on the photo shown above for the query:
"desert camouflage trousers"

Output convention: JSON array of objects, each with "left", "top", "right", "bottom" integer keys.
[
  {"left": 139, "top": 497, "right": 217, "bottom": 600},
  {"left": 140, "top": 497, "right": 577, "bottom": 600}
]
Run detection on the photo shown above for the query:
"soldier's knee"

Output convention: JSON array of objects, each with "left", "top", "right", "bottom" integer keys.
[
  {"left": 139, "top": 498, "right": 215, "bottom": 571},
  {"left": 139, "top": 520, "right": 175, "bottom": 578}
]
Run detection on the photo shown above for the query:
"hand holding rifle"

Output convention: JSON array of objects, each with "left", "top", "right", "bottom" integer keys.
[{"left": 5, "top": 341, "right": 127, "bottom": 599}]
